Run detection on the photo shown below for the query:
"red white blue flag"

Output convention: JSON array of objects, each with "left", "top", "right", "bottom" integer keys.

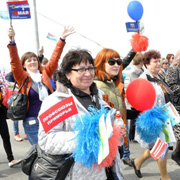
[
  {"left": 150, "top": 138, "right": 168, "bottom": 160},
  {"left": 47, "top": 33, "right": 58, "bottom": 42},
  {"left": 7, "top": 1, "right": 31, "bottom": 19}
]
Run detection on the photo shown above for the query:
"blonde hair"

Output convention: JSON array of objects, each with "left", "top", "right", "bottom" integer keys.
[
  {"left": 41, "top": 57, "right": 48, "bottom": 66},
  {"left": 160, "top": 58, "right": 168, "bottom": 65},
  {"left": 133, "top": 53, "right": 144, "bottom": 65}
]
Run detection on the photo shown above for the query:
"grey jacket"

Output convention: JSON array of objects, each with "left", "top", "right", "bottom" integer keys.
[
  {"left": 38, "top": 82, "right": 122, "bottom": 180},
  {"left": 165, "top": 66, "right": 180, "bottom": 112}
]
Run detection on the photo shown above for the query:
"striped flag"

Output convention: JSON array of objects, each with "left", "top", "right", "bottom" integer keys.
[
  {"left": 150, "top": 138, "right": 168, "bottom": 160},
  {"left": 47, "top": 33, "right": 58, "bottom": 42},
  {"left": 0, "top": 10, "right": 9, "bottom": 20}
]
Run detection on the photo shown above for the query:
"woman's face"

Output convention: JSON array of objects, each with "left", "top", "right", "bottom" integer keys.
[
  {"left": 162, "top": 62, "right": 169, "bottom": 70},
  {"left": 169, "top": 55, "right": 174, "bottom": 64},
  {"left": 105, "top": 58, "right": 121, "bottom": 77},
  {"left": 146, "top": 58, "right": 161, "bottom": 75},
  {"left": 66, "top": 61, "right": 95, "bottom": 94},
  {"left": 23, "top": 57, "right": 38, "bottom": 73}
]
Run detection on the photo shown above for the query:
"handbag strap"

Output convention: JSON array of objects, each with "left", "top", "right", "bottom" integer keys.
[{"left": 12, "top": 77, "right": 29, "bottom": 95}]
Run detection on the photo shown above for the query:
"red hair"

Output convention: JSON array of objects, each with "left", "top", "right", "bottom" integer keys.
[
  {"left": 166, "top": 53, "right": 174, "bottom": 62},
  {"left": 94, "top": 48, "right": 123, "bottom": 85}
]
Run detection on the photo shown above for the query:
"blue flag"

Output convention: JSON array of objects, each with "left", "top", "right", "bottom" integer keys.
[
  {"left": 7, "top": 1, "right": 31, "bottom": 19},
  {"left": 125, "top": 22, "right": 139, "bottom": 32}
]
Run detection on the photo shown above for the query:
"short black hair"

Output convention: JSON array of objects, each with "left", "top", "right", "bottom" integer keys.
[{"left": 56, "top": 49, "right": 94, "bottom": 87}]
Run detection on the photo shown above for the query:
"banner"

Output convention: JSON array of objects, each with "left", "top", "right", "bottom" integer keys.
[
  {"left": 125, "top": 22, "right": 139, "bottom": 32},
  {"left": 162, "top": 102, "right": 180, "bottom": 126},
  {"left": 39, "top": 96, "right": 78, "bottom": 133},
  {"left": 125, "top": 21, "right": 144, "bottom": 33},
  {"left": 98, "top": 114, "right": 109, "bottom": 164},
  {"left": 7, "top": 1, "right": 31, "bottom": 19}
]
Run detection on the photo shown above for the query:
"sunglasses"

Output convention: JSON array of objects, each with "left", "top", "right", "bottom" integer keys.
[{"left": 107, "top": 58, "right": 122, "bottom": 66}]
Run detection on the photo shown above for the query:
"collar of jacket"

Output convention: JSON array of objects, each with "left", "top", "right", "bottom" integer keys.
[
  {"left": 56, "top": 81, "right": 100, "bottom": 110},
  {"left": 94, "top": 75, "right": 118, "bottom": 83},
  {"left": 69, "top": 82, "right": 99, "bottom": 97},
  {"left": 56, "top": 81, "right": 99, "bottom": 97}
]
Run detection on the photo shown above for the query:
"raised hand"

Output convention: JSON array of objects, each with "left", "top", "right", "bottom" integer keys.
[
  {"left": 38, "top": 46, "right": 44, "bottom": 57},
  {"left": 8, "top": 26, "right": 15, "bottom": 42},
  {"left": 61, "top": 25, "right": 75, "bottom": 39}
]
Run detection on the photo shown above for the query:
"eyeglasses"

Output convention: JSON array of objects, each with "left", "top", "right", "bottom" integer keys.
[
  {"left": 71, "top": 66, "right": 96, "bottom": 73},
  {"left": 107, "top": 58, "right": 122, "bottom": 66},
  {"left": 163, "top": 63, "right": 169, "bottom": 65}
]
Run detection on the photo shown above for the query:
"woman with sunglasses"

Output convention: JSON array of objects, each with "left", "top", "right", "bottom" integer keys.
[
  {"left": 159, "top": 58, "right": 169, "bottom": 78},
  {"left": 94, "top": 48, "right": 136, "bottom": 178},
  {"left": 166, "top": 53, "right": 174, "bottom": 65}
]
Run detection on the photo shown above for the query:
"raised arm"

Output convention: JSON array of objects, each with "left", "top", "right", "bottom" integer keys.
[
  {"left": 38, "top": 46, "right": 44, "bottom": 63},
  {"left": 122, "top": 49, "right": 136, "bottom": 69},
  {"left": 61, "top": 25, "right": 75, "bottom": 40},
  {"left": 8, "top": 26, "right": 15, "bottom": 43},
  {"left": 45, "top": 26, "right": 75, "bottom": 77},
  {"left": 7, "top": 26, "right": 26, "bottom": 83}
]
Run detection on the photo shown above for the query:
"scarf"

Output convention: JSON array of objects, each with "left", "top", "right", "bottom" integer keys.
[
  {"left": 146, "top": 74, "right": 174, "bottom": 103},
  {"left": 27, "top": 70, "right": 49, "bottom": 101}
]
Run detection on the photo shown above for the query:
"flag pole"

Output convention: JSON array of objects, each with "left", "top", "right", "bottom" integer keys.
[
  {"left": 10, "top": 18, "right": 13, "bottom": 41},
  {"left": 31, "top": 0, "right": 39, "bottom": 54}
]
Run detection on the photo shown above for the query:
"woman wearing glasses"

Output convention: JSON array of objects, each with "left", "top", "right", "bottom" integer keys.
[
  {"left": 166, "top": 53, "right": 174, "bottom": 65},
  {"left": 94, "top": 48, "right": 136, "bottom": 178},
  {"left": 30, "top": 49, "right": 123, "bottom": 180},
  {"left": 159, "top": 58, "right": 169, "bottom": 78}
]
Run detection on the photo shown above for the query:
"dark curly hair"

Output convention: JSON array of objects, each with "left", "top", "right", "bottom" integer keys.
[
  {"left": 143, "top": 50, "right": 161, "bottom": 67},
  {"left": 56, "top": 49, "right": 94, "bottom": 87}
]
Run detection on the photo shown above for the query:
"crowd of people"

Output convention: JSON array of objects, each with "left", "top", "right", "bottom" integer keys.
[{"left": 0, "top": 25, "right": 179, "bottom": 180}]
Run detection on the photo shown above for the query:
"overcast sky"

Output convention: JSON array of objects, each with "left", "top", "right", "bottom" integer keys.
[{"left": 1, "top": 0, "right": 180, "bottom": 71}]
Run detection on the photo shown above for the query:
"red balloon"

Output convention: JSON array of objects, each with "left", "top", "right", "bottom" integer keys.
[{"left": 126, "top": 78, "right": 156, "bottom": 112}]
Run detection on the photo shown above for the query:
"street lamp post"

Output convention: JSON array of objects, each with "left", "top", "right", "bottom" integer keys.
[{"left": 31, "top": 0, "right": 39, "bottom": 54}]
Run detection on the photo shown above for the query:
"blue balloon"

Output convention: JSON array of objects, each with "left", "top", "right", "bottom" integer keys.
[{"left": 127, "top": 1, "right": 143, "bottom": 21}]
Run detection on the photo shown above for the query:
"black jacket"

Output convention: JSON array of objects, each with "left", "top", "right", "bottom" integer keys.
[
  {"left": 5, "top": 71, "right": 15, "bottom": 83},
  {"left": 122, "top": 49, "right": 136, "bottom": 69}
]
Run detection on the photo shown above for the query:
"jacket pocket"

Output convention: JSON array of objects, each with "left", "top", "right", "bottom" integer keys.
[{"left": 30, "top": 157, "right": 59, "bottom": 180}]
